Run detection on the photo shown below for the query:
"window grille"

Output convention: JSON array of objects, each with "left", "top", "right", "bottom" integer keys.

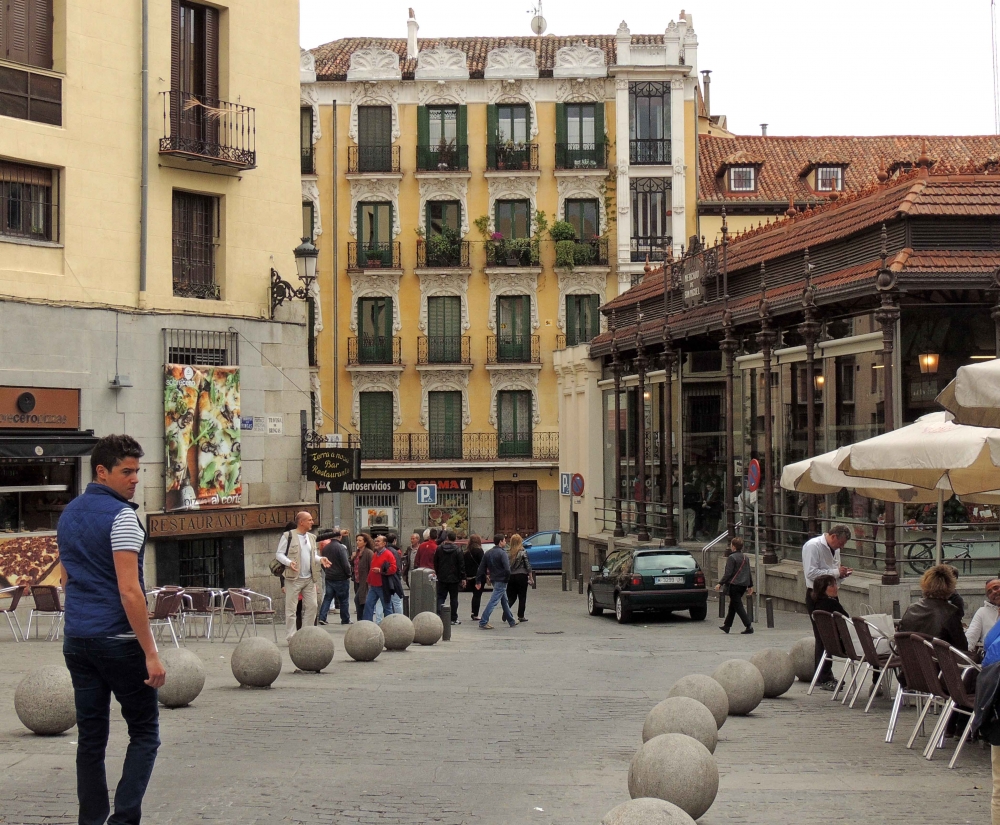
[
  {"left": 172, "top": 191, "right": 220, "bottom": 299},
  {"left": 0, "top": 160, "right": 58, "bottom": 241},
  {"left": 163, "top": 329, "right": 238, "bottom": 365},
  {"left": 816, "top": 166, "right": 843, "bottom": 191},
  {"left": 729, "top": 166, "right": 756, "bottom": 191},
  {"left": 354, "top": 494, "right": 399, "bottom": 509}
]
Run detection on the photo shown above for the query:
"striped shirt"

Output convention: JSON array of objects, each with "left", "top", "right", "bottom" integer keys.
[{"left": 110, "top": 507, "right": 144, "bottom": 639}]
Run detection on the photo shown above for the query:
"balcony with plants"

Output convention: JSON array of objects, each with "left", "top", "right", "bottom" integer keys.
[
  {"left": 347, "top": 241, "right": 401, "bottom": 270},
  {"left": 416, "top": 226, "right": 469, "bottom": 268},
  {"left": 416, "top": 139, "right": 469, "bottom": 172},
  {"left": 486, "top": 141, "right": 539, "bottom": 171},
  {"left": 550, "top": 220, "right": 609, "bottom": 269}
]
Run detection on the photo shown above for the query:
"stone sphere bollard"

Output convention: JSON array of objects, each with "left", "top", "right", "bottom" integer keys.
[
  {"left": 712, "top": 659, "right": 766, "bottom": 715},
  {"left": 628, "top": 733, "right": 719, "bottom": 820},
  {"left": 344, "top": 620, "right": 384, "bottom": 662},
  {"left": 666, "top": 674, "right": 729, "bottom": 729},
  {"left": 749, "top": 648, "right": 796, "bottom": 698},
  {"left": 158, "top": 647, "right": 206, "bottom": 707},
  {"left": 601, "top": 798, "right": 697, "bottom": 825},
  {"left": 289, "top": 626, "right": 335, "bottom": 672},
  {"left": 790, "top": 636, "right": 816, "bottom": 682},
  {"left": 231, "top": 637, "right": 282, "bottom": 688},
  {"left": 412, "top": 611, "right": 444, "bottom": 646},
  {"left": 14, "top": 665, "right": 77, "bottom": 735},
  {"left": 381, "top": 614, "right": 415, "bottom": 651},
  {"left": 641, "top": 696, "right": 718, "bottom": 753}
]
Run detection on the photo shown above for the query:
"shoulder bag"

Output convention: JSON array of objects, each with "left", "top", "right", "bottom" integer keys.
[
  {"left": 721, "top": 554, "right": 747, "bottom": 595},
  {"left": 269, "top": 531, "right": 292, "bottom": 577}
]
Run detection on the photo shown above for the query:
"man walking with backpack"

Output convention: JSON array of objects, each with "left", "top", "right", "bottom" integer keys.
[
  {"left": 475, "top": 534, "right": 517, "bottom": 630},
  {"left": 275, "top": 512, "right": 329, "bottom": 640}
]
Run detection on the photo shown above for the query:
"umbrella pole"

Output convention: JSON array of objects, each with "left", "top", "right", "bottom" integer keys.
[{"left": 935, "top": 489, "right": 944, "bottom": 566}]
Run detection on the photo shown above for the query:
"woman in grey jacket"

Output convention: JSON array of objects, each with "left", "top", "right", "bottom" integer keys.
[{"left": 715, "top": 537, "right": 754, "bottom": 635}]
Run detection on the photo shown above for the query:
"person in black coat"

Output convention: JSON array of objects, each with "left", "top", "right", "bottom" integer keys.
[
  {"left": 715, "top": 537, "right": 754, "bottom": 635},
  {"left": 433, "top": 531, "right": 467, "bottom": 624},
  {"left": 463, "top": 534, "right": 486, "bottom": 621},
  {"left": 899, "top": 564, "right": 968, "bottom": 652}
]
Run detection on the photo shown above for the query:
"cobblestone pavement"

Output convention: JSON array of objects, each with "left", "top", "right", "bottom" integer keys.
[{"left": 0, "top": 578, "right": 991, "bottom": 824}]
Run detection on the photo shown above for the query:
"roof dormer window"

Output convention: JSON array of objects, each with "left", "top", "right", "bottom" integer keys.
[
  {"left": 816, "top": 166, "right": 843, "bottom": 192},
  {"left": 729, "top": 166, "right": 756, "bottom": 192}
]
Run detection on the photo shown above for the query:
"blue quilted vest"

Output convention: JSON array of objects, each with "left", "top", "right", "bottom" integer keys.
[{"left": 57, "top": 483, "right": 146, "bottom": 638}]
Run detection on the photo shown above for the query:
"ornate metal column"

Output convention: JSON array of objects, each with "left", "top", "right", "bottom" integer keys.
[
  {"left": 634, "top": 305, "right": 650, "bottom": 542},
  {"left": 992, "top": 267, "right": 1000, "bottom": 356},
  {"left": 718, "top": 210, "right": 737, "bottom": 539},
  {"left": 611, "top": 313, "right": 625, "bottom": 537},
  {"left": 874, "top": 226, "right": 900, "bottom": 585},
  {"left": 799, "top": 249, "right": 821, "bottom": 536},
  {"left": 662, "top": 324, "right": 677, "bottom": 545},
  {"left": 757, "top": 264, "right": 779, "bottom": 564}
]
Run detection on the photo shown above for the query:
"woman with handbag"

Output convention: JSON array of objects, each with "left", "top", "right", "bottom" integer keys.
[
  {"left": 715, "top": 537, "right": 754, "bottom": 635},
  {"left": 506, "top": 533, "right": 534, "bottom": 624}
]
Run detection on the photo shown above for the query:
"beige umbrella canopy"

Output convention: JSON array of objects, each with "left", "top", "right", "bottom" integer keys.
[
  {"left": 936, "top": 358, "right": 1000, "bottom": 428},
  {"left": 780, "top": 449, "right": 946, "bottom": 503}
]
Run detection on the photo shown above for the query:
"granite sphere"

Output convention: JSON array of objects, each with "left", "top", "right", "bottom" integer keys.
[
  {"left": 641, "top": 696, "right": 718, "bottom": 753},
  {"left": 289, "top": 626, "right": 335, "bottom": 672},
  {"left": 412, "top": 611, "right": 444, "bottom": 646},
  {"left": 158, "top": 647, "right": 206, "bottom": 707},
  {"left": 790, "top": 636, "right": 817, "bottom": 682},
  {"left": 666, "top": 674, "right": 729, "bottom": 728},
  {"left": 15, "top": 666, "right": 77, "bottom": 735},
  {"left": 601, "top": 798, "right": 697, "bottom": 825},
  {"left": 231, "top": 637, "right": 282, "bottom": 688},
  {"left": 749, "top": 647, "right": 796, "bottom": 698},
  {"left": 381, "top": 614, "right": 415, "bottom": 651},
  {"left": 712, "top": 658, "right": 765, "bottom": 715},
  {"left": 628, "top": 733, "right": 719, "bottom": 820},
  {"left": 344, "top": 620, "right": 384, "bottom": 662}
]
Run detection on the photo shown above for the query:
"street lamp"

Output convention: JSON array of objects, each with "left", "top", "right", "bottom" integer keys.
[
  {"left": 271, "top": 237, "right": 319, "bottom": 317},
  {"left": 918, "top": 352, "right": 940, "bottom": 374}
]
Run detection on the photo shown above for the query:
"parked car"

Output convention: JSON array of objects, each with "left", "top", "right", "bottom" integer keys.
[
  {"left": 587, "top": 546, "right": 707, "bottom": 624},
  {"left": 522, "top": 531, "right": 562, "bottom": 571}
]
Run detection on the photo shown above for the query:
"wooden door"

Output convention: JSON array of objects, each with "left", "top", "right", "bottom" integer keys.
[
  {"left": 515, "top": 481, "right": 538, "bottom": 536},
  {"left": 494, "top": 480, "right": 537, "bottom": 538}
]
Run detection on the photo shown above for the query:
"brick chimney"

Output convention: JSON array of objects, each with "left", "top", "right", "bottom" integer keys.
[{"left": 407, "top": 9, "right": 419, "bottom": 59}]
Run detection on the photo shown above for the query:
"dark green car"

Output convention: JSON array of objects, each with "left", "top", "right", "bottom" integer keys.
[{"left": 588, "top": 547, "right": 708, "bottom": 624}]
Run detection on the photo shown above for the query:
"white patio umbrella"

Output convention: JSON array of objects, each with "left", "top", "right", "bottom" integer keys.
[
  {"left": 780, "top": 449, "right": 947, "bottom": 503},
  {"left": 936, "top": 358, "right": 1000, "bottom": 428}
]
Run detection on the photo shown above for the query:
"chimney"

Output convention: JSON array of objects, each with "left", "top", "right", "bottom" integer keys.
[
  {"left": 407, "top": 8, "right": 419, "bottom": 60},
  {"left": 760, "top": 123, "right": 768, "bottom": 136},
  {"left": 700, "top": 70, "right": 711, "bottom": 117}
]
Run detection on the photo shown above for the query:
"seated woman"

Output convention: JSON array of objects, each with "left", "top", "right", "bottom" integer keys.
[
  {"left": 898, "top": 564, "right": 968, "bottom": 652},
  {"left": 810, "top": 574, "right": 848, "bottom": 690}
]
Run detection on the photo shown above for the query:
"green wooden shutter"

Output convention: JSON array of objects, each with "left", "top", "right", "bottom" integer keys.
[
  {"left": 593, "top": 101, "right": 605, "bottom": 163},
  {"left": 566, "top": 295, "right": 578, "bottom": 347},
  {"left": 417, "top": 106, "right": 429, "bottom": 169},
  {"left": 457, "top": 105, "right": 468, "bottom": 165},
  {"left": 587, "top": 294, "right": 600, "bottom": 340},
  {"left": 486, "top": 104, "right": 498, "bottom": 167},
  {"left": 429, "top": 391, "right": 462, "bottom": 458},
  {"left": 360, "top": 391, "right": 393, "bottom": 459},
  {"left": 382, "top": 296, "right": 393, "bottom": 342},
  {"left": 555, "top": 102, "right": 567, "bottom": 167}
]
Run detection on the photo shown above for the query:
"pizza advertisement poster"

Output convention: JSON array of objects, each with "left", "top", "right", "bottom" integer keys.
[
  {"left": 0, "top": 534, "right": 60, "bottom": 589},
  {"left": 164, "top": 364, "right": 242, "bottom": 512}
]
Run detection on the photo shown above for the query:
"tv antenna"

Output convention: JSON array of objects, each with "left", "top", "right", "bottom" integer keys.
[{"left": 529, "top": 1, "right": 547, "bottom": 35}]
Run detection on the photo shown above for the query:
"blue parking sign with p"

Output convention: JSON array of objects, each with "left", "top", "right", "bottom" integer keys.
[
  {"left": 416, "top": 483, "right": 437, "bottom": 505},
  {"left": 560, "top": 473, "right": 571, "bottom": 496}
]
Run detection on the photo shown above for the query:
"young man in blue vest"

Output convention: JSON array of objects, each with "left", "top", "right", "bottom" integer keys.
[{"left": 59, "top": 434, "right": 165, "bottom": 825}]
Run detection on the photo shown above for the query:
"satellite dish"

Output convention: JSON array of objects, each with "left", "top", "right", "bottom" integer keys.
[{"left": 530, "top": 14, "right": 547, "bottom": 35}]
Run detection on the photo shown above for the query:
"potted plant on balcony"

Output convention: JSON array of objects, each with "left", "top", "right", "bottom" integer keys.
[
  {"left": 426, "top": 225, "right": 461, "bottom": 267},
  {"left": 506, "top": 238, "right": 531, "bottom": 267},
  {"left": 365, "top": 247, "right": 384, "bottom": 268},
  {"left": 550, "top": 220, "right": 578, "bottom": 270},
  {"left": 436, "top": 137, "right": 457, "bottom": 171}
]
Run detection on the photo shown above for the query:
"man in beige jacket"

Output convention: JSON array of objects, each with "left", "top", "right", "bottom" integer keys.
[{"left": 275, "top": 511, "right": 329, "bottom": 640}]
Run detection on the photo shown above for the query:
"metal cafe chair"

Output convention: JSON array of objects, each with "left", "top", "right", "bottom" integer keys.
[
  {"left": 180, "top": 587, "right": 223, "bottom": 640},
  {"left": 147, "top": 589, "right": 185, "bottom": 648},
  {"left": 832, "top": 612, "right": 867, "bottom": 705},
  {"left": 221, "top": 588, "right": 277, "bottom": 643},
  {"left": 0, "top": 585, "right": 25, "bottom": 641},
  {"left": 27, "top": 585, "right": 64, "bottom": 641},
  {"left": 925, "top": 639, "right": 981, "bottom": 768},
  {"left": 885, "top": 632, "right": 941, "bottom": 746},
  {"left": 851, "top": 617, "right": 899, "bottom": 712},
  {"left": 809, "top": 610, "right": 857, "bottom": 698}
]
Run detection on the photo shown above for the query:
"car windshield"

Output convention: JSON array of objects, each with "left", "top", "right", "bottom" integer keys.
[{"left": 634, "top": 553, "right": 696, "bottom": 572}]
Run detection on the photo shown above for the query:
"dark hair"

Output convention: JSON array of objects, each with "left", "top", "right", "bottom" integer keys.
[
  {"left": 921, "top": 564, "right": 957, "bottom": 600},
  {"left": 493, "top": 533, "right": 505, "bottom": 545},
  {"left": 91, "top": 434, "right": 144, "bottom": 477},
  {"left": 317, "top": 529, "right": 337, "bottom": 541},
  {"left": 466, "top": 534, "right": 482, "bottom": 553},
  {"left": 730, "top": 537, "right": 744, "bottom": 553},
  {"left": 812, "top": 574, "right": 837, "bottom": 601},
  {"left": 357, "top": 532, "right": 374, "bottom": 550},
  {"left": 284, "top": 522, "right": 297, "bottom": 531},
  {"left": 447, "top": 530, "right": 456, "bottom": 542},
  {"left": 386, "top": 532, "right": 398, "bottom": 547}
]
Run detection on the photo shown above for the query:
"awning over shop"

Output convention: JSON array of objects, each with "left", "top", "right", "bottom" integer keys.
[{"left": 0, "top": 430, "right": 100, "bottom": 458}]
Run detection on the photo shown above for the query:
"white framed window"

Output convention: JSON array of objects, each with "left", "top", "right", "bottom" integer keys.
[
  {"left": 816, "top": 166, "right": 843, "bottom": 191},
  {"left": 729, "top": 166, "right": 756, "bottom": 192}
]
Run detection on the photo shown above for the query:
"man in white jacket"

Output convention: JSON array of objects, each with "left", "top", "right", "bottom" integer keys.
[{"left": 967, "top": 578, "right": 1000, "bottom": 650}]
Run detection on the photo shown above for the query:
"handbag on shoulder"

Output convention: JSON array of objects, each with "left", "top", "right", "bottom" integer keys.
[{"left": 269, "top": 531, "right": 293, "bottom": 577}]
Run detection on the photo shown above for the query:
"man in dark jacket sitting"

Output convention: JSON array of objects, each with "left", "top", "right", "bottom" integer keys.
[
  {"left": 433, "top": 531, "right": 466, "bottom": 625},
  {"left": 475, "top": 534, "right": 516, "bottom": 630},
  {"left": 899, "top": 564, "right": 968, "bottom": 652}
]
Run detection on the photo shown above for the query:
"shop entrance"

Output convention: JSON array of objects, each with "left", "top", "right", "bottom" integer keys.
[
  {"left": 154, "top": 537, "right": 244, "bottom": 589},
  {"left": 493, "top": 481, "right": 537, "bottom": 538}
]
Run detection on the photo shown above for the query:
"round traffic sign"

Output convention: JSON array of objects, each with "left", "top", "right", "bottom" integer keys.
[
  {"left": 746, "top": 458, "right": 761, "bottom": 493},
  {"left": 571, "top": 473, "right": 585, "bottom": 497}
]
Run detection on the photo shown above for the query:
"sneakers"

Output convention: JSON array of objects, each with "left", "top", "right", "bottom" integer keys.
[
  {"left": 340, "top": 620, "right": 352, "bottom": 625},
  {"left": 317, "top": 620, "right": 328, "bottom": 626},
  {"left": 508, "top": 620, "right": 517, "bottom": 628},
  {"left": 719, "top": 625, "right": 731, "bottom": 634},
  {"left": 741, "top": 626, "right": 754, "bottom": 635},
  {"left": 518, "top": 617, "right": 528, "bottom": 623},
  {"left": 451, "top": 620, "right": 462, "bottom": 626},
  {"left": 818, "top": 680, "right": 838, "bottom": 692},
  {"left": 479, "top": 623, "right": 494, "bottom": 630},
  {"left": 471, "top": 614, "right": 479, "bottom": 621}
]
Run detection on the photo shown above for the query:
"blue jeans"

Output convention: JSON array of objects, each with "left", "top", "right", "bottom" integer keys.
[
  {"left": 362, "top": 585, "right": 390, "bottom": 622},
  {"left": 63, "top": 636, "right": 160, "bottom": 825},
  {"left": 319, "top": 579, "right": 351, "bottom": 623},
  {"left": 480, "top": 581, "right": 515, "bottom": 627}
]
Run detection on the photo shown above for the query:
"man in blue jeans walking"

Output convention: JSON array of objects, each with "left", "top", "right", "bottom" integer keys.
[
  {"left": 475, "top": 533, "right": 517, "bottom": 629},
  {"left": 58, "top": 434, "right": 165, "bottom": 825}
]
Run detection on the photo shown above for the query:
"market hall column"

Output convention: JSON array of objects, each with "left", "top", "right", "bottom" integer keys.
[
  {"left": 634, "top": 304, "right": 650, "bottom": 543},
  {"left": 719, "top": 210, "right": 736, "bottom": 540},
  {"left": 757, "top": 264, "right": 778, "bottom": 565},
  {"left": 661, "top": 320, "right": 677, "bottom": 546},
  {"left": 610, "top": 313, "right": 625, "bottom": 537},
  {"left": 799, "top": 249, "right": 821, "bottom": 536}
]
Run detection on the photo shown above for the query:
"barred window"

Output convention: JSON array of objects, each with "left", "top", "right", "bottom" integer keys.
[
  {"left": 172, "top": 190, "right": 220, "bottom": 299},
  {"left": 729, "top": 166, "right": 756, "bottom": 192},
  {"left": 816, "top": 166, "right": 843, "bottom": 191},
  {"left": 0, "top": 160, "right": 57, "bottom": 242},
  {"left": 163, "top": 329, "right": 238, "bottom": 366}
]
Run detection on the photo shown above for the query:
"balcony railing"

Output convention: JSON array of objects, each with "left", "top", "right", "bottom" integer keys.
[
  {"left": 417, "top": 144, "right": 469, "bottom": 172},
  {"left": 629, "top": 138, "right": 672, "bottom": 165},
  {"left": 556, "top": 238, "right": 609, "bottom": 267},
  {"left": 301, "top": 146, "right": 315, "bottom": 175},
  {"left": 417, "top": 239, "right": 470, "bottom": 268},
  {"left": 348, "top": 145, "right": 400, "bottom": 174},
  {"left": 630, "top": 235, "right": 673, "bottom": 263},
  {"left": 555, "top": 334, "right": 567, "bottom": 350},
  {"left": 347, "top": 241, "right": 401, "bottom": 269},
  {"left": 172, "top": 233, "right": 220, "bottom": 299},
  {"left": 555, "top": 143, "right": 608, "bottom": 170},
  {"left": 347, "top": 336, "right": 402, "bottom": 366},
  {"left": 486, "top": 143, "right": 539, "bottom": 171},
  {"left": 359, "top": 432, "right": 559, "bottom": 462},
  {"left": 417, "top": 335, "right": 471, "bottom": 365},
  {"left": 485, "top": 240, "right": 535, "bottom": 268},
  {"left": 160, "top": 90, "right": 256, "bottom": 169},
  {"left": 487, "top": 334, "right": 541, "bottom": 364}
]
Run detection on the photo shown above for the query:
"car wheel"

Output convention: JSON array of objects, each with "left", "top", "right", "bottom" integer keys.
[
  {"left": 615, "top": 594, "right": 632, "bottom": 624},
  {"left": 689, "top": 604, "right": 707, "bottom": 621},
  {"left": 587, "top": 589, "right": 603, "bottom": 616}
]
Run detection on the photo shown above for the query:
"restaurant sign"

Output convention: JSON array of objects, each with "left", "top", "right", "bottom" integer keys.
[
  {"left": 147, "top": 503, "right": 319, "bottom": 539},
  {"left": 0, "top": 387, "right": 80, "bottom": 430},
  {"left": 306, "top": 447, "right": 361, "bottom": 488},
  {"left": 338, "top": 477, "right": 474, "bottom": 494},
  {"left": 681, "top": 256, "right": 705, "bottom": 308}
]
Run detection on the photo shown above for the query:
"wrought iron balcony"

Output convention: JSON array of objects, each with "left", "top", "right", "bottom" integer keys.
[
  {"left": 347, "top": 241, "right": 401, "bottom": 269},
  {"left": 417, "top": 335, "right": 471, "bottom": 365},
  {"left": 416, "top": 144, "right": 469, "bottom": 172},
  {"left": 555, "top": 143, "right": 608, "bottom": 170},
  {"left": 485, "top": 240, "right": 535, "bottom": 268},
  {"left": 487, "top": 334, "right": 540, "bottom": 365},
  {"left": 630, "top": 235, "right": 673, "bottom": 263},
  {"left": 358, "top": 431, "right": 559, "bottom": 462},
  {"left": 347, "top": 336, "right": 402, "bottom": 366},
  {"left": 160, "top": 90, "right": 256, "bottom": 169},
  {"left": 301, "top": 146, "right": 315, "bottom": 175},
  {"left": 416, "top": 239, "right": 470, "bottom": 268},
  {"left": 348, "top": 145, "right": 400, "bottom": 174},
  {"left": 486, "top": 142, "right": 539, "bottom": 171},
  {"left": 629, "top": 138, "right": 672, "bottom": 165},
  {"left": 556, "top": 238, "right": 609, "bottom": 267},
  {"left": 555, "top": 334, "right": 567, "bottom": 350}
]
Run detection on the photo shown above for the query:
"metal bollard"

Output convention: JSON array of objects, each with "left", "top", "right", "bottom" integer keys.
[
  {"left": 402, "top": 594, "right": 409, "bottom": 616},
  {"left": 746, "top": 597, "right": 755, "bottom": 624},
  {"left": 578, "top": 574, "right": 584, "bottom": 594},
  {"left": 438, "top": 606, "right": 451, "bottom": 641},
  {"left": 892, "top": 600, "right": 901, "bottom": 620},
  {"left": 765, "top": 597, "right": 774, "bottom": 629},
  {"left": 718, "top": 593, "right": 726, "bottom": 618},
  {"left": 561, "top": 572, "right": 568, "bottom": 592}
]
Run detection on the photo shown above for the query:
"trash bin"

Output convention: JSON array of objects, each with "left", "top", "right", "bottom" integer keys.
[{"left": 408, "top": 568, "right": 437, "bottom": 618}]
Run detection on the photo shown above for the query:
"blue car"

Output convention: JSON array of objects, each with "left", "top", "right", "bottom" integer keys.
[{"left": 522, "top": 531, "right": 562, "bottom": 571}]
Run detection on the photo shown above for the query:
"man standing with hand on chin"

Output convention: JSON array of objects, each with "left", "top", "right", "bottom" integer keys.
[{"left": 276, "top": 511, "right": 329, "bottom": 640}]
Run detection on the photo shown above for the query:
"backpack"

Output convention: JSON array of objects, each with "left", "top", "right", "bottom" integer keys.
[{"left": 269, "top": 531, "right": 293, "bottom": 577}]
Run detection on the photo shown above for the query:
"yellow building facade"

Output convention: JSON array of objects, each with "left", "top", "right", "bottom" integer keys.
[{"left": 303, "top": 14, "right": 701, "bottom": 540}]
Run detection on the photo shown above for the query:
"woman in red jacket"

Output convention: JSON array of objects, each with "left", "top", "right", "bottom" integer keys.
[{"left": 363, "top": 534, "right": 397, "bottom": 621}]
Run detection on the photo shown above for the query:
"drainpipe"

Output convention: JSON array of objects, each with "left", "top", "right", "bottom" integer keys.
[
  {"left": 139, "top": 0, "right": 149, "bottom": 305},
  {"left": 331, "top": 100, "right": 339, "bottom": 433}
]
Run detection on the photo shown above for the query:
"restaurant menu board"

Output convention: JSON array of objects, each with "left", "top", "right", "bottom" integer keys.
[
  {"left": 0, "top": 534, "right": 60, "bottom": 588},
  {"left": 164, "top": 365, "right": 242, "bottom": 512},
  {"left": 426, "top": 505, "right": 469, "bottom": 539}
]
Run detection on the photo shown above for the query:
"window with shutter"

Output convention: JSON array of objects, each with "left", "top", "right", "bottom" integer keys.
[
  {"left": 171, "top": 2, "right": 220, "bottom": 146},
  {"left": 565, "top": 294, "right": 600, "bottom": 346},
  {"left": 427, "top": 295, "right": 461, "bottom": 363},
  {"left": 357, "top": 297, "right": 393, "bottom": 363},
  {"left": 495, "top": 200, "right": 530, "bottom": 240},
  {"left": 360, "top": 392, "right": 393, "bottom": 460},
  {"left": 496, "top": 295, "right": 530, "bottom": 362},
  {"left": 356, "top": 202, "right": 392, "bottom": 265},
  {"left": 0, "top": 160, "right": 57, "bottom": 241},
  {"left": 172, "top": 190, "right": 219, "bottom": 299},
  {"left": 300, "top": 108, "right": 314, "bottom": 174},
  {"left": 428, "top": 391, "right": 462, "bottom": 459},
  {"left": 418, "top": 106, "right": 466, "bottom": 170},
  {"left": 357, "top": 106, "right": 392, "bottom": 171},
  {"left": 497, "top": 391, "right": 532, "bottom": 457}
]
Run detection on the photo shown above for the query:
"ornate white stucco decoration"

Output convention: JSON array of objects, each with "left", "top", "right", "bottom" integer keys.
[
  {"left": 487, "top": 270, "right": 539, "bottom": 332},
  {"left": 418, "top": 176, "right": 470, "bottom": 238},
  {"left": 486, "top": 175, "right": 537, "bottom": 234},
  {"left": 555, "top": 78, "right": 606, "bottom": 103},
  {"left": 673, "top": 161, "right": 686, "bottom": 178},
  {"left": 553, "top": 42, "right": 607, "bottom": 78},
  {"left": 616, "top": 165, "right": 630, "bottom": 215},
  {"left": 349, "top": 269, "right": 402, "bottom": 333},
  {"left": 307, "top": 273, "right": 323, "bottom": 334},
  {"left": 419, "top": 371, "right": 471, "bottom": 429},
  {"left": 351, "top": 371, "right": 402, "bottom": 428},
  {"left": 302, "top": 179, "right": 322, "bottom": 239},
  {"left": 557, "top": 269, "right": 608, "bottom": 331},
  {"left": 300, "top": 83, "right": 322, "bottom": 145},
  {"left": 671, "top": 77, "right": 684, "bottom": 90},
  {"left": 616, "top": 20, "right": 630, "bottom": 38},
  {"left": 348, "top": 178, "right": 401, "bottom": 238},
  {"left": 488, "top": 369, "right": 541, "bottom": 427},
  {"left": 484, "top": 45, "right": 539, "bottom": 79},
  {"left": 486, "top": 79, "right": 538, "bottom": 139},
  {"left": 300, "top": 49, "right": 316, "bottom": 83},
  {"left": 309, "top": 372, "right": 322, "bottom": 424},
  {"left": 415, "top": 47, "right": 470, "bottom": 81},
  {"left": 346, "top": 48, "right": 401, "bottom": 82},
  {"left": 417, "top": 81, "right": 466, "bottom": 106},
  {"left": 418, "top": 270, "right": 470, "bottom": 332},
  {"left": 348, "top": 82, "right": 400, "bottom": 143},
  {"left": 556, "top": 176, "right": 608, "bottom": 236}
]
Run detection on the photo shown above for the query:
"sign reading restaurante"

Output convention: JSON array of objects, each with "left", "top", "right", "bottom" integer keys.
[{"left": 147, "top": 503, "right": 320, "bottom": 539}]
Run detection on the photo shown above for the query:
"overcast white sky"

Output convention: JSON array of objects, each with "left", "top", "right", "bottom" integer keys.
[{"left": 300, "top": 0, "right": 999, "bottom": 137}]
